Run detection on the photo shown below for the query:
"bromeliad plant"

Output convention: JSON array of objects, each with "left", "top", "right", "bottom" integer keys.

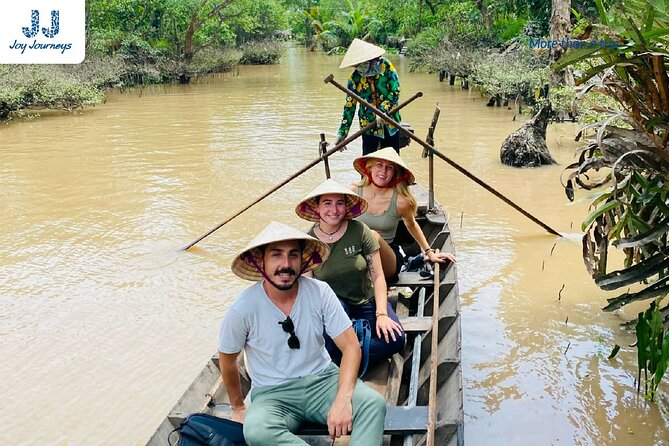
[{"left": 557, "top": 0, "right": 669, "bottom": 398}]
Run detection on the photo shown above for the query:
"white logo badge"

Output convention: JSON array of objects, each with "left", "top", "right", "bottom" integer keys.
[{"left": 0, "top": 0, "right": 85, "bottom": 64}]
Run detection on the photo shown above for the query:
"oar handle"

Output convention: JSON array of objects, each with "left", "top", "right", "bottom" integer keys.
[
  {"left": 180, "top": 90, "right": 424, "bottom": 251},
  {"left": 324, "top": 74, "right": 562, "bottom": 238}
]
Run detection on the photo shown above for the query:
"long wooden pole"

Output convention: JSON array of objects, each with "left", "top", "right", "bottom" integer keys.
[
  {"left": 324, "top": 74, "right": 563, "bottom": 237},
  {"left": 180, "top": 91, "right": 424, "bottom": 250},
  {"left": 427, "top": 257, "right": 440, "bottom": 446},
  {"left": 319, "top": 133, "right": 331, "bottom": 179},
  {"left": 426, "top": 106, "right": 440, "bottom": 210}
]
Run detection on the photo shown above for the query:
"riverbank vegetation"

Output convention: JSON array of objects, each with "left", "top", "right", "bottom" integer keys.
[
  {"left": 555, "top": 0, "right": 669, "bottom": 399},
  {"left": 1, "top": 0, "right": 289, "bottom": 120},
  {"left": 0, "top": 0, "right": 612, "bottom": 121}
]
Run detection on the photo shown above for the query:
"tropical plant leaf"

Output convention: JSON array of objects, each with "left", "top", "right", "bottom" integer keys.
[
  {"left": 603, "top": 277, "right": 669, "bottom": 311},
  {"left": 614, "top": 219, "right": 669, "bottom": 249},
  {"left": 596, "top": 252, "right": 669, "bottom": 290},
  {"left": 582, "top": 199, "right": 620, "bottom": 231}
]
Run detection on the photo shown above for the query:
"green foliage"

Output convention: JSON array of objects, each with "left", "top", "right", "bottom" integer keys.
[
  {"left": 366, "top": 0, "right": 419, "bottom": 40},
  {"left": 493, "top": 15, "right": 527, "bottom": 43},
  {"left": 559, "top": 0, "right": 669, "bottom": 392},
  {"left": 548, "top": 86, "right": 577, "bottom": 117},
  {"left": 235, "top": 0, "right": 290, "bottom": 43},
  {"left": 437, "top": 1, "right": 492, "bottom": 43},
  {"left": 317, "top": 0, "right": 382, "bottom": 50},
  {"left": 570, "top": 7, "right": 591, "bottom": 38},
  {"left": 524, "top": 0, "right": 551, "bottom": 35},
  {"left": 406, "top": 26, "right": 447, "bottom": 59},
  {"left": 239, "top": 40, "right": 286, "bottom": 64},
  {"left": 87, "top": 28, "right": 126, "bottom": 55},
  {"left": 636, "top": 300, "right": 669, "bottom": 400},
  {"left": 88, "top": 0, "right": 287, "bottom": 62},
  {"left": 471, "top": 41, "right": 548, "bottom": 101},
  {"left": 0, "top": 65, "right": 105, "bottom": 120},
  {"left": 188, "top": 47, "right": 242, "bottom": 74},
  {"left": 72, "top": 54, "right": 127, "bottom": 89},
  {"left": 120, "top": 35, "right": 163, "bottom": 64}
]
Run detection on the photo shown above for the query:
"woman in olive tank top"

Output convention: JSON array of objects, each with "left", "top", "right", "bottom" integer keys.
[{"left": 351, "top": 147, "right": 456, "bottom": 279}]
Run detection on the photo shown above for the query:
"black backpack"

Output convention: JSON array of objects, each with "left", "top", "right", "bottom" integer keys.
[{"left": 169, "top": 413, "right": 247, "bottom": 446}]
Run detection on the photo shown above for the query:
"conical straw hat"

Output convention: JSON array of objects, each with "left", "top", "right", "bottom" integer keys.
[
  {"left": 231, "top": 221, "right": 330, "bottom": 281},
  {"left": 353, "top": 147, "right": 415, "bottom": 184},
  {"left": 339, "top": 38, "right": 385, "bottom": 69},
  {"left": 295, "top": 178, "right": 368, "bottom": 222}
]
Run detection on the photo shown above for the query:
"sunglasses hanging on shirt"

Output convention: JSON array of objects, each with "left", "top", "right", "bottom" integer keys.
[{"left": 278, "top": 316, "right": 300, "bottom": 349}]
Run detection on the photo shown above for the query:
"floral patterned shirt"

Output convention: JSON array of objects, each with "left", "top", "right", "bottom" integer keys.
[{"left": 337, "top": 57, "right": 401, "bottom": 139}]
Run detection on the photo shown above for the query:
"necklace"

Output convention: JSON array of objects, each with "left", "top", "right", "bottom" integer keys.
[{"left": 318, "top": 221, "right": 344, "bottom": 241}]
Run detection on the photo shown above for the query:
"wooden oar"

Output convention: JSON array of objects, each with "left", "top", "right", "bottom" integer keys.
[
  {"left": 180, "top": 91, "right": 424, "bottom": 251},
  {"left": 427, "top": 255, "right": 440, "bottom": 446},
  {"left": 324, "top": 74, "right": 563, "bottom": 238}
]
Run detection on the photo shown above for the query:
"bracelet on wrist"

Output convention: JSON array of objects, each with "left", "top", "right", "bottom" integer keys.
[
  {"left": 424, "top": 248, "right": 434, "bottom": 255},
  {"left": 375, "top": 311, "right": 388, "bottom": 318}
]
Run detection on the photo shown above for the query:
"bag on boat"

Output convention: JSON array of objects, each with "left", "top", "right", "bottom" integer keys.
[
  {"left": 352, "top": 318, "right": 371, "bottom": 378},
  {"left": 169, "top": 412, "right": 247, "bottom": 446}
]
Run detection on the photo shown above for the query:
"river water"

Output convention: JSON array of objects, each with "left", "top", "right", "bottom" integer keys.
[{"left": 1, "top": 46, "right": 667, "bottom": 445}]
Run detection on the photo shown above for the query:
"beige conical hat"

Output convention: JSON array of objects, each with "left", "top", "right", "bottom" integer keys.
[
  {"left": 231, "top": 221, "right": 330, "bottom": 281},
  {"left": 353, "top": 147, "right": 415, "bottom": 184},
  {"left": 295, "top": 178, "right": 368, "bottom": 222},
  {"left": 339, "top": 38, "right": 385, "bottom": 69}
]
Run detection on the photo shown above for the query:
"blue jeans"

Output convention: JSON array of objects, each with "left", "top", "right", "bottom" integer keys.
[{"left": 325, "top": 299, "right": 405, "bottom": 367}]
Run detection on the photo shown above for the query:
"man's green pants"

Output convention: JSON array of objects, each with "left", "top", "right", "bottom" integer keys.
[{"left": 243, "top": 364, "right": 386, "bottom": 445}]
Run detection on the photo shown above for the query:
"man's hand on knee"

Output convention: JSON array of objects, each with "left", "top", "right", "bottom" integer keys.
[{"left": 327, "top": 399, "right": 353, "bottom": 439}]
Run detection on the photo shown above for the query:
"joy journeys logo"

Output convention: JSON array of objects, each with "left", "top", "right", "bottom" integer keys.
[{"left": 0, "top": 0, "right": 85, "bottom": 64}]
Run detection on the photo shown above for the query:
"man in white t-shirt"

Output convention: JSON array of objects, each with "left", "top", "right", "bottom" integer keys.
[{"left": 218, "top": 221, "right": 385, "bottom": 445}]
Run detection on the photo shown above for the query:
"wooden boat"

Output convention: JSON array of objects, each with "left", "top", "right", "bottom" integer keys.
[{"left": 147, "top": 182, "right": 463, "bottom": 446}]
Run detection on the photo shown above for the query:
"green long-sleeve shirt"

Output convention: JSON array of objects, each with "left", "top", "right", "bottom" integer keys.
[{"left": 337, "top": 57, "right": 401, "bottom": 139}]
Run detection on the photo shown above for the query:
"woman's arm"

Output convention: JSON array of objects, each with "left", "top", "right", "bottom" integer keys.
[
  {"left": 337, "top": 76, "right": 358, "bottom": 138},
  {"left": 366, "top": 250, "right": 403, "bottom": 341},
  {"left": 379, "top": 59, "right": 400, "bottom": 112},
  {"left": 398, "top": 198, "right": 457, "bottom": 264}
]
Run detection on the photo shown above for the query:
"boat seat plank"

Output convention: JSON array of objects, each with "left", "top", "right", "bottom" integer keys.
[
  {"left": 298, "top": 406, "right": 428, "bottom": 436},
  {"left": 393, "top": 270, "right": 455, "bottom": 288},
  {"left": 392, "top": 263, "right": 455, "bottom": 288},
  {"left": 209, "top": 404, "right": 429, "bottom": 436},
  {"left": 398, "top": 316, "right": 432, "bottom": 332}
]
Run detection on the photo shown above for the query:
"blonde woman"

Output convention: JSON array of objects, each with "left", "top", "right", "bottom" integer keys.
[
  {"left": 295, "top": 178, "right": 404, "bottom": 367},
  {"left": 351, "top": 147, "right": 456, "bottom": 280}
]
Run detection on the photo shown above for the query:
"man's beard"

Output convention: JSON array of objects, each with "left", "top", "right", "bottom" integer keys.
[{"left": 267, "top": 267, "right": 297, "bottom": 291}]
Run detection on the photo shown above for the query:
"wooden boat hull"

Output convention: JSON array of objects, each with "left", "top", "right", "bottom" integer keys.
[{"left": 147, "top": 184, "right": 463, "bottom": 446}]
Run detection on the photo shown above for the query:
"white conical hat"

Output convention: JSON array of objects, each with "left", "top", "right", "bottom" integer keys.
[
  {"left": 231, "top": 221, "right": 329, "bottom": 281},
  {"left": 295, "top": 178, "right": 368, "bottom": 222},
  {"left": 353, "top": 147, "right": 415, "bottom": 184},
  {"left": 339, "top": 38, "right": 385, "bottom": 69}
]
